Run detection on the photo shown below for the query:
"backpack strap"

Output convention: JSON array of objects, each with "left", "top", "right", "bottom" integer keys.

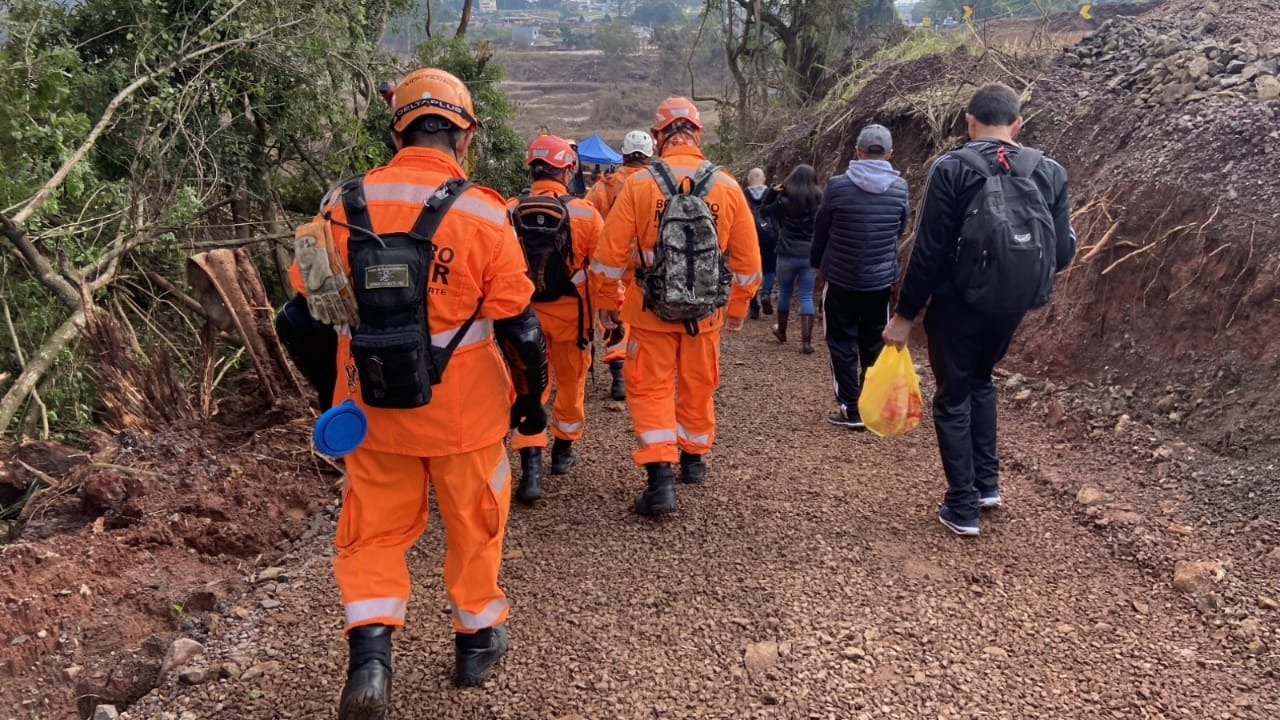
[
  {"left": 649, "top": 159, "right": 679, "bottom": 200},
  {"left": 950, "top": 148, "right": 993, "bottom": 178},
  {"left": 1010, "top": 148, "right": 1043, "bottom": 178},
  {"left": 336, "top": 176, "right": 380, "bottom": 243},
  {"left": 402, "top": 178, "right": 484, "bottom": 362},
  {"left": 560, "top": 194, "right": 592, "bottom": 350},
  {"left": 689, "top": 161, "right": 719, "bottom": 198}
]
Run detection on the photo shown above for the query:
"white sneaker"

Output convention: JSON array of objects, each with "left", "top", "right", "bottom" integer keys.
[{"left": 978, "top": 492, "right": 1003, "bottom": 509}]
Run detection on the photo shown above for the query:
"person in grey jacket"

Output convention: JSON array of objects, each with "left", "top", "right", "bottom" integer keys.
[{"left": 810, "top": 124, "right": 909, "bottom": 429}]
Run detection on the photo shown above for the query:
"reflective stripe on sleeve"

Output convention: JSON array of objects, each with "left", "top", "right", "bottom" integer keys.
[
  {"left": 733, "top": 272, "right": 762, "bottom": 287},
  {"left": 431, "top": 318, "right": 494, "bottom": 349},
  {"left": 591, "top": 259, "right": 626, "bottom": 280},
  {"left": 356, "top": 183, "right": 507, "bottom": 226},
  {"left": 570, "top": 270, "right": 587, "bottom": 285},
  {"left": 345, "top": 597, "right": 407, "bottom": 626},
  {"left": 568, "top": 205, "right": 595, "bottom": 219},
  {"left": 554, "top": 418, "right": 584, "bottom": 434},
  {"left": 452, "top": 598, "right": 509, "bottom": 630}
]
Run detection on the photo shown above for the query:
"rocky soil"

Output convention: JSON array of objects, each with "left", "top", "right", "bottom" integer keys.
[{"left": 8, "top": 319, "right": 1276, "bottom": 719}]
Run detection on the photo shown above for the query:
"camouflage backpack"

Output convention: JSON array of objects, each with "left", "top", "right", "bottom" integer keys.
[{"left": 638, "top": 159, "right": 731, "bottom": 335}]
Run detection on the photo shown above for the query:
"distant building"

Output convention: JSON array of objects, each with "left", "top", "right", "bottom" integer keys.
[
  {"left": 512, "top": 25, "right": 539, "bottom": 46},
  {"left": 478, "top": 0, "right": 497, "bottom": 12}
]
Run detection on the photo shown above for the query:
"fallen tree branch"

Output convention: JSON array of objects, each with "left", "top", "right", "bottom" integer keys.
[
  {"left": 2, "top": 298, "right": 50, "bottom": 439},
  {"left": 0, "top": 309, "right": 87, "bottom": 437}
]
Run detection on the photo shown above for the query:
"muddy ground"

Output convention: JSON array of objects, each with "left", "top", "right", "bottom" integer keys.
[{"left": 5, "top": 316, "right": 1277, "bottom": 719}]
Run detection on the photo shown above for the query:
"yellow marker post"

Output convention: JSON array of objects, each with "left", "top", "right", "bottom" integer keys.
[
  {"left": 963, "top": 5, "right": 974, "bottom": 22},
  {"left": 1080, "top": 3, "right": 1092, "bottom": 20},
  {"left": 922, "top": 16, "right": 932, "bottom": 28}
]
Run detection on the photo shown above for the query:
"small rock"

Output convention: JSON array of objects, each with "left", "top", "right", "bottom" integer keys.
[
  {"left": 64, "top": 665, "right": 84, "bottom": 681},
  {"left": 1256, "top": 74, "right": 1280, "bottom": 100},
  {"left": 1076, "top": 486, "right": 1108, "bottom": 506},
  {"left": 256, "top": 566, "right": 285, "bottom": 583},
  {"left": 982, "top": 646, "right": 1008, "bottom": 658},
  {"left": 218, "top": 662, "right": 241, "bottom": 680},
  {"left": 232, "top": 607, "right": 250, "bottom": 619},
  {"left": 761, "top": 693, "right": 780, "bottom": 706},
  {"left": 260, "top": 599, "right": 281, "bottom": 610},
  {"left": 1014, "top": 388, "right": 1033, "bottom": 402},
  {"left": 1046, "top": 398, "right": 1066, "bottom": 428},
  {"left": 1133, "top": 600, "right": 1150, "bottom": 615},
  {"left": 841, "top": 646, "right": 866, "bottom": 661},
  {"left": 743, "top": 641, "right": 779, "bottom": 674},
  {"left": 179, "top": 668, "right": 208, "bottom": 685},
  {"left": 1172, "top": 560, "right": 1226, "bottom": 595},
  {"left": 1004, "top": 373, "right": 1026, "bottom": 390},
  {"left": 160, "top": 638, "right": 205, "bottom": 678},
  {"left": 1155, "top": 394, "right": 1178, "bottom": 413},
  {"left": 241, "top": 660, "right": 281, "bottom": 681},
  {"left": 93, "top": 706, "right": 119, "bottom": 720},
  {"left": 1056, "top": 623, "right": 1075, "bottom": 634},
  {"left": 1258, "top": 595, "right": 1279, "bottom": 610}
]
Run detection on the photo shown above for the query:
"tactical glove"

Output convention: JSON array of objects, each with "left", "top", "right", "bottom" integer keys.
[
  {"left": 510, "top": 395, "right": 548, "bottom": 435},
  {"left": 294, "top": 220, "right": 359, "bottom": 327}
]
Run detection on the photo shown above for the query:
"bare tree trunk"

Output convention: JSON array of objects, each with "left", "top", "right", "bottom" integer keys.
[
  {"left": 456, "top": 0, "right": 473, "bottom": 39},
  {"left": 425, "top": 0, "right": 433, "bottom": 39}
]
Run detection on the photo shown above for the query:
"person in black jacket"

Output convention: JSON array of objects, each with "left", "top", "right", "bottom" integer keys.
[
  {"left": 883, "top": 82, "right": 1076, "bottom": 537},
  {"left": 762, "top": 164, "right": 822, "bottom": 353},
  {"left": 811, "top": 124, "right": 909, "bottom": 429},
  {"left": 744, "top": 168, "right": 778, "bottom": 319}
]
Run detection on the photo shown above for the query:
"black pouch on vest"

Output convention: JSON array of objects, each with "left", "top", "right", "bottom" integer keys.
[{"left": 337, "top": 177, "right": 477, "bottom": 409}]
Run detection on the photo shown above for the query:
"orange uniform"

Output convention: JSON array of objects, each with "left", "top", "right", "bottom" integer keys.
[
  {"left": 290, "top": 147, "right": 534, "bottom": 634},
  {"left": 508, "top": 180, "right": 603, "bottom": 450},
  {"left": 590, "top": 144, "right": 761, "bottom": 465},
  {"left": 585, "top": 164, "right": 647, "bottom": 363}
]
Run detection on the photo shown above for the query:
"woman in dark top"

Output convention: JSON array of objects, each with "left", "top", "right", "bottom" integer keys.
[{"left": 761, "top": 164, "right": 822, "bottom": 354}]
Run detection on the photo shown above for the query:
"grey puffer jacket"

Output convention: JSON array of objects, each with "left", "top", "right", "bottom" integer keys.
[{"left": 810, "top": 159, "right": 909, "bottom": 292}]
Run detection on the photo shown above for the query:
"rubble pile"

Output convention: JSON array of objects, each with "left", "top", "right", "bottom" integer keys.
[{"left": 1063, "top": 5, "right": 1280, "bottom": 106}]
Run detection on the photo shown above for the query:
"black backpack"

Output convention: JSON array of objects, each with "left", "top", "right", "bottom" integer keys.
[
  {"left": 511, "top": 194, "right": 578, "bottom": 304},
  {"left": 510, "top": 193, "right": 591, "bottom": 348},
  {"left": 950, "top": 147, "right": 1056, "bottom": 314}
]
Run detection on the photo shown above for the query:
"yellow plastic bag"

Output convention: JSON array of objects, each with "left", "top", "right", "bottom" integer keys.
[{"left": 858, "top": 345, "right": 925, "bottom": 438}]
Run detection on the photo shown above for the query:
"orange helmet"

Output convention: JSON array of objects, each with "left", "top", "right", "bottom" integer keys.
[
  {"left": 390, "top": 68, "right": 478, "bottom": 133},
  {"left": 525, "top": 134, "right": 576, "bottom": 169},
  {"left": 652, "top": 97, "right": 702, "bottom": 133}
]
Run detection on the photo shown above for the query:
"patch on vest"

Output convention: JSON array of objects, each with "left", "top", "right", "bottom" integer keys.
[{"left": 364, "top": 264, "right": 411, "bottom": 289}]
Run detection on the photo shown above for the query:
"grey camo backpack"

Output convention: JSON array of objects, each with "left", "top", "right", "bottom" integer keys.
[{"left": 639, "top": 159, "right": 731, "bottom": 335}]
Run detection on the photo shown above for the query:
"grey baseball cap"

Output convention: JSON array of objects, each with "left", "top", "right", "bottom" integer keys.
[{"left": 857, "top": 124, "right": 893, "bottom": 153}]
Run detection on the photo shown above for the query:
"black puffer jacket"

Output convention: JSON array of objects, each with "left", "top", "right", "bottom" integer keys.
[
  {"left": 810, "top": 159, "right": 910, "bottom": 292},
  {"left": 761, "top": 188, "right": 819, "bottom": 259}
]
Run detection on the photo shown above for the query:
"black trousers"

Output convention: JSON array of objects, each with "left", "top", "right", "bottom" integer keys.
[
  {"left": 823, "top": 284, "right": 891, "bottom": 415},
  {"left": 923, "top": 296, "right": 1024, "bottom": 518}
]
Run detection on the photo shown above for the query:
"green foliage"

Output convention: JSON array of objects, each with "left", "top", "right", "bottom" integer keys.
[
  {"left": 592, "top": 21, "right": 639, "bottom": 62},
  {"left": 915, "top": 0, "right": 1088, "bottom": 22},
  {"left": 415, "top": 39, "right": 527, "bottom": 198}
]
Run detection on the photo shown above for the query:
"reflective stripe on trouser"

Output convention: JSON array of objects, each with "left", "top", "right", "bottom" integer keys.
[
  {"left": 510, "top": 298, "right": 589, "bottom": 450},
  {"left": 335, "top": 442, "right": 512, "bottom": 634},
  {"left": 625, "top": 325, "right": 721, "bottom": 465}
]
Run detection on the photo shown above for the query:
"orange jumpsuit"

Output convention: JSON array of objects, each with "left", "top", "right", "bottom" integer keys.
[
  {"left": 590, "top": 144, "right": 762, "bottom": 466},
  {"left": 290, "top": 147, "right": 534, "bottom": 635},
  {"left": 584, "top": 165, "right": 647, "bottom": 364},
  {"left": 508, "top": 180, "right": 603, "bottom": 450}
]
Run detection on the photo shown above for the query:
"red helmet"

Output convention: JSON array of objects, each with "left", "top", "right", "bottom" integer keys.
[
  {"left": 652, "top": 97, "right": 702, "bottom": 133},
  {"left": 525, "top": 134, "right": 576, "bottom": 169},
  {"left": 390, "top": 68, "right": 478, "bottom": 133}
]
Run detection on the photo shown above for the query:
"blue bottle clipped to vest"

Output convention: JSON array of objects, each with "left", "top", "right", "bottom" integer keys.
[{"left": 312, "top": 399, "right": 367, "bottom": 457}]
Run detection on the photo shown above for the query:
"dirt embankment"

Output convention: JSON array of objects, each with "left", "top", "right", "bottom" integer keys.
[
  {"left": 768, "top": 0, "right": 1280, "bottom": 463},
  {"left": 0, "top": 386, "right": 337, "bottom": 719}
]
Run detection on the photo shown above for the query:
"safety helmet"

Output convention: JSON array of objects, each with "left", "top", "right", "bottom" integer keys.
[
  {"left": 525, "top": 134, "right": 576, "bottom": 169},
  {"left": 390, "top": 68, "right": 478, "bottom": 133},
  {"left": 621, "top": 130, "right": 655, "bottom": 158},
  {"left": 652, "top": 97, "right": 702, "bottom": 133}
]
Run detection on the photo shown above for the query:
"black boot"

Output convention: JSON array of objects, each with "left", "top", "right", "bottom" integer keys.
[
  {"left": 608, "top": 359, "right": 626, "bottom": 400},
  {"left": 749, "top": 301, "right": 760, "bottom": 320},
  {"left": 339, "top": 624, "right": 393, "bottom": 720},
  {"left": 550, "top": 438, "right": 577, "bottom": 475},
  {"left": 516, "top": 447, "right": 544, "bottom": 504},
  {"left": 455, "top": 624, "right": 510, "bottom": 687},
  {"left": 634, "top": 462, "right": 678, "bottom": 516},
  {"left": 771, "top": 310, "right": 789, "bottom": 343},
  {"left": 762, "top": 296, "right": 774, "bottom": 316},
  {"left": 800, "top": 315, "right": 815, "bottom": 354},
  {"left": 679, "top": 450, "right": 707, "bottom": 484}
]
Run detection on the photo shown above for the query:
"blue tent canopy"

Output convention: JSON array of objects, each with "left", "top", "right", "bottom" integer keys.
[{"left": 575, "top": 134, "right": 623, "bottom": 166}]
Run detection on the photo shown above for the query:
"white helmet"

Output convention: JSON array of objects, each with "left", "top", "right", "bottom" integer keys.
[{"left": 621, "top": 130, "right": 655, "bottom": 158}]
